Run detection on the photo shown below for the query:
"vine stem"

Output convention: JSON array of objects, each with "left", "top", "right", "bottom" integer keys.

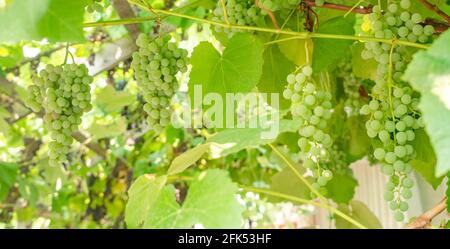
[
  {"left": 121, "top": 0, "right": 429, "bottom": 49},
  {"left": 241, "top": 186, "right": 368, "bottom": 229},
  {"left": 405, "top": 197, "right": 448, "bottom": 229},
  {"left": 268, "top": 144, "right": 326, "bottom": 203},
  {"left": 219, "top": 0, "right": 230, "bottom": 25},
  {"left": 418, "top": 0, "right": 450, "bottom": 24}
]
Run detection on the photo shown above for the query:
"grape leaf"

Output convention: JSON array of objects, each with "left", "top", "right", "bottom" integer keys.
[
  {"left": 125, "top": 175, "right": 168, "bottom": 228},
  {"left": 276, "top": 35, "right": 312, "bottom": 66},
  {"left": 258, "top": 45, "right": 295, "bottom": 109},
  {"left": 312, "top": 16, "right": 355, "bottom": 72},
  {"left": 269, "top": 165, "right": 311, "bottom": 202},
  {"left": 335, "top": 200, "right": 382, "bottom": 229},
  {"left": 87, "top": 117, "right": 127, "bottom": 140},
  {"left": 0, "top": 162, "right": 18, "bottom": 201},
  {"left": 0, "top": 0, "right": 86, "bottom": 42},
  {"left": 95, "top": 85, "right": 135, "bottom": 113},
  {"left": 188, "top": 33, "right": 264, "bottom": 99},
  {"left": 126, "top": 169, "right": 243, "bottom": 228},
  {"left": 206, "top": 119, "right": 303, "bottom": 157},
  {"left": 167, "top": 143, "right": 211, "bottom": 175},
  {"left": 403, "top": 30, "right": 450, "bottom": 177},
  {"left": 326, "top": 171, "right": 358, "bottom": 204},
  {"left": 351, "top": 43, "right": 377, "bottom": 80},
  {"left": 410, "top": 129, "right": 443, "bottom": 189}
]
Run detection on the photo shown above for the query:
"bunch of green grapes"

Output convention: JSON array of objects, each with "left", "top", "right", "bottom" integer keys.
[
  {"left": 358, "top": 0, "right": 434, "bottom": 222},
  {"left": 360, "top": 0, "right": 433, "bottom": 89},
  {"left": 27, "top": 64, "right": 93, "bottom": 167},
  {"left": 283, "top": 66, "right": 334, "bottom": 195},
  {"left": 212, "top": 0, "right": 262, "bottom": 35},
  {"left": 360, "top": 87, "right": 424, "bottom": 221},
  {"left": 336, "top": 60, "right": 364, "bottom": 116},
  {"left": 131, "top": 34, "right": 188, "bottom": 132},
  {"left": 86, "top": 0, "right": 103, "bottom": 13}
]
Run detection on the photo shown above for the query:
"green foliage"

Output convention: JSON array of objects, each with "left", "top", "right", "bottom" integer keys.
[
  {"left": 0, "top": 0, "right": 86, "bottom": 42},
  {"left": 126, "top": 169, "right": 243, "bottom": 228},
  {"left": 188, "top": 33, "right": 264, "bottom": 98},
  {"left": 404, "top": 30, "right": 450, "bottom": 177},
  {"left": 312, "top": 16, "right": 356, "bottom": 72},
  {"left": 206, "top": 119, "right": 302, "bottom": 156},
  {"left": 326, "top": 171, "right": 358, "bottom": 204},
  {"left": 0, "top": 162, "right": 18, "bottom": 201},
  {"left": 410, "top": 129, "right": 443, "bottom": 189},
  {"left": 269, "top": 165, "right": 311, "bottom": 202},
  {"left": 335, "top": 200, "right": 382, "bottom": 229},
  {"left": 258, "top": 45, "right": 295, "bottom": 109},
  {"left": 95, "top": 85, "right": 134, "bottom": 113}
]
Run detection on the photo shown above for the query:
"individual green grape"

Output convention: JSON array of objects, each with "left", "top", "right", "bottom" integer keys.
[{"left": 131, "top": 33, "right": 188, "bottom": 132}]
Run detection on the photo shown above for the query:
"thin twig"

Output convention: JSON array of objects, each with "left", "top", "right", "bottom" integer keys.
[
  {"left": 418, "top": 0, "right": 450, "bottom": 24},
  {"left": 303, "top": 0, "right": 372, "bottom": 14},
  {"left": 255, "top": 0, "right": 280, "bottom": 29},
  {"left": 405, "top": 197, "right": 448, "bottom": 229}
]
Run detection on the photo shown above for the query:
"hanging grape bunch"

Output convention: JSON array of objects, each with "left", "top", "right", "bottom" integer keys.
[
  {"left": 359, "top": 0, "right": 432, "bottom": 222},
  {"left": 283, "top": 66, "right": 334, "bottom": 195},
  {"left": 212, "top": 0, "right": 263, "bottom": 35},
  {"left": 27, "top": 64, "right": 93, "bottom": 167},
  {"left": 131, "top": 33, "right": 189, "bottom": 132}
]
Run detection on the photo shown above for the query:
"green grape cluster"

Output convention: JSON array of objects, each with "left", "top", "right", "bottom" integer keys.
[
  {"left": 336, "top": 60, "right": 364, "bottom": 116},
  {"left": 360, "top": 86, "right": 425, "bottom": 221},
  {"left": 131, "top": 34, "right": 188, "bottom": 132},
  {"left": 86, "top": 0, "right": 103, "bottom": 13},
  {"left": 283, "top": 66, "right": 334, "bottom": 194},
  {"left": 258, "top": 0, "right": 301, "bottom": 11},
  {"left": 212, "top": 0, "right": 262, "bottom": 35},
  {"left": 360, "top": 1, "right": 434, "bottom": 89},
  {"left": 358, "top": 0, "right": 433, "bottom": 222},
  {"left": 27, "top": 64, "right": 93, "bottom": 167}
]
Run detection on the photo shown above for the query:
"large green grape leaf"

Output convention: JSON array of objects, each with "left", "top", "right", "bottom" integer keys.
[
  {"left": 335, "top": 200, "right": 382, "bottom": 229},
  {"left": 95, "top": 85, "right": 135, "bottom": 113},
  {"left": 257, "top": 45, "right": 295, "bottom": 109},
  {"left": 312, "top": 16, "right": 355, "bottom": 72},
  {"left": 188, "top": 33, "right": 264, "bottom": 98},
  {"left": 403, "top": 30, "right": 450, "bottom": 177},
  {"left": 410, "top": 129, "right": 443, "bottom": 189},
  {"left": 126, "top": 169, "right": 243, "bottom": 228},
  {"left": 269, "top": 165, "right": 312, "bottom": 202},
  {"left": 326, "top": 171, "right": 358, "bottom": 204},
  {"left": 125, "top": 175, "right": 168, "bottom": 228},
  {"left": 206, "top": 119, "right": 302, "bottom": 157},
  {"left": 86, "top": 117, "right": 127, "bottom": 140},
  {"left": 0, "top": 162, "right": 18, "bottom": 201},
  {"left": 0, "top": 0, "right": 86, "bottom": 42}
]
